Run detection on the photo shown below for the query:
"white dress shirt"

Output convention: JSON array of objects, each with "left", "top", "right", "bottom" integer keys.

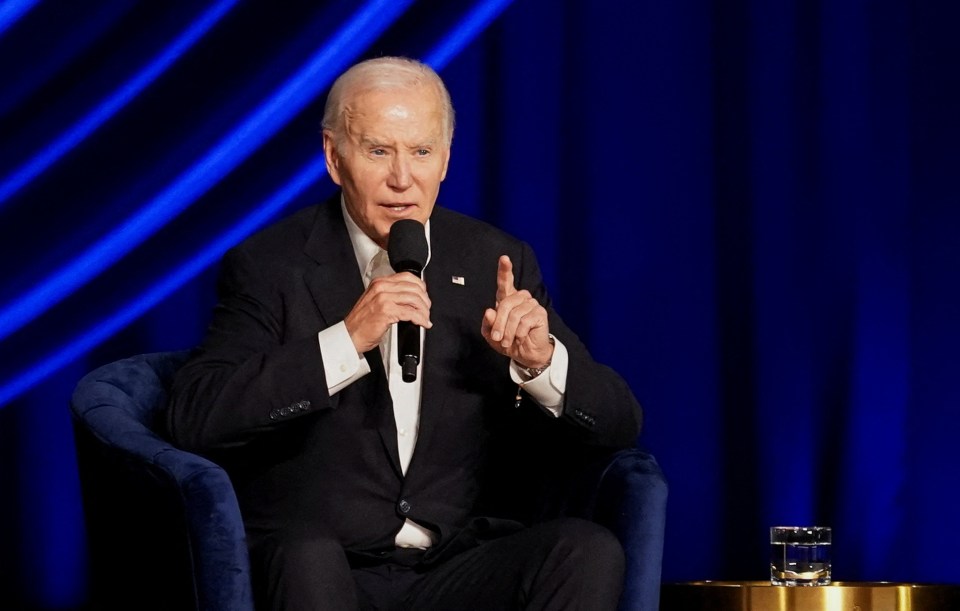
[{"left": 316, "top": 201, "right": 569, "bottom": 548}]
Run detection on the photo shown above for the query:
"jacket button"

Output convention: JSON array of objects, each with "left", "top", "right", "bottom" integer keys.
[
  {"left": 280, "top": 406, "right": 291, "bottom": 416},
  {"left": 269, "top": 409, "right": 280, "bottom": 420},
  {"left": 398, "top": 499, "right": 411, "bottom": 514}
]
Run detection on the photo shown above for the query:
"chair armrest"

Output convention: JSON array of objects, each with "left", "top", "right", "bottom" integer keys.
[
  {"left": 154, "top": 445, "right": 253, "bottom": 611},
  {"left": 535, "top": 448, "right": 668, "bottom": 611},
  {"left": 71, "top": 352, "right": 254, "bottom": 611},
  {"left": 594, "top": 450, "right": 668, "bottom": 611}
]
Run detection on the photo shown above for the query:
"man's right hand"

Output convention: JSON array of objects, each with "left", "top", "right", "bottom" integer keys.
[{"left": 344, "top": 273, "right": 432, "bottom": 354}]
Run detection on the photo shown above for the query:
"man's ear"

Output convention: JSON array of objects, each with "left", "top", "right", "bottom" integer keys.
[{"left": 322, "top": 131, "right": 342, "bottom": 186}]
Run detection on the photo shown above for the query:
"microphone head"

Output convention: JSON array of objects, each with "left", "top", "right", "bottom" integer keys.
[{"left": 388, "top": 219, "right": 428, "bottom": 275}]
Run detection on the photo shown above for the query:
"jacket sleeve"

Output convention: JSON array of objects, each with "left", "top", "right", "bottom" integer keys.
[
  {"left": 166, "top": 244, "right": 337, "bottom": 453},
  {"left": 513, "top": 240, "right": 643, "bottom": 450}
]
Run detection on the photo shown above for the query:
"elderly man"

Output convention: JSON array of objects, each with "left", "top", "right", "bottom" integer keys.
[{"left": 167, "top": 57, "right": 642, "bottom": 610}]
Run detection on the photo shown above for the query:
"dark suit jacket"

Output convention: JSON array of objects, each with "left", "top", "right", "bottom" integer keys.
[{"left": 167, "top": 198, "right": 641, "bottom": 558}]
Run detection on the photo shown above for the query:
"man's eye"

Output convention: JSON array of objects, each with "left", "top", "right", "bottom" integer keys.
[
  {"left": 416, "top": 149, "right": 430, "bottom": 156},
  {"left": 371, "top": 149, "right": 387, "bottom": 156}
]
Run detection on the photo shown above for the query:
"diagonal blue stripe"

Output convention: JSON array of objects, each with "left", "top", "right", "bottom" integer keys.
[
  {"left": 0, "top": 0, "right": 516, "bottom": 407},
  {"left": 0, "top": 0, "right": 239, "bottom": 206},
  {"left": 424, "top": 0, "right": 514, "bottom": 68},
  {"left": 0, "top": 156, "right": 329, "bottom": 406},
  {"left": 0, "top": 0, "right": 414, "bottom": 343},
  {"left": 0, "top": 0, "right": 39, "bottom": 37}
]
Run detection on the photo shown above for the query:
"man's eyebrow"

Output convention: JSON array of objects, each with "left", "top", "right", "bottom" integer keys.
[{"left": 409, "top": 138, "right": 439, "bottom": 148}]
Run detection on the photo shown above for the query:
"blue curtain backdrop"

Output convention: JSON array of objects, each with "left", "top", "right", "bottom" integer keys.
[{"left": 2, "top": 0, "right": 958, "bottom": 607}]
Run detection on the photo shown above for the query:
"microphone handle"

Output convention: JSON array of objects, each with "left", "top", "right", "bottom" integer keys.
[
  {"left": 397, "top": 320, "right": 421, "bottom": 383},
  {"left": 400, "top": 355, "right": 418, "bottom": 383}
]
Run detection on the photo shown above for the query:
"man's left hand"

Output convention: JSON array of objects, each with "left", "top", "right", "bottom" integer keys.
[{"left": 481, "top": 255, "right": 554, "bottom": 369}]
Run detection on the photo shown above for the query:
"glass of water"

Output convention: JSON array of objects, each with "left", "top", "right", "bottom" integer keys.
[{"left": 770, "top": 526, "right": 832, "bottom": 586}]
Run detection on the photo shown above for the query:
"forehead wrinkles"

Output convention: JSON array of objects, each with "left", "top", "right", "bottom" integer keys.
[
  {"left": 342, "top": 100, "right": 445, "bottom": 147},
  {"left": 341, "top": 81, "right": 447, "bottom": 133}
]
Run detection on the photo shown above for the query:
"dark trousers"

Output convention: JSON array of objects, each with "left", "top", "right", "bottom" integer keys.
[{"left": 250, "top": 518, "right": 625, "bottom": 611}]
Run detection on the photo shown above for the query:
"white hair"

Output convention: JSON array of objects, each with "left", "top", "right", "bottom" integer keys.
[{"left": 321, "top": 56, "right": 455, "bottom": 147}]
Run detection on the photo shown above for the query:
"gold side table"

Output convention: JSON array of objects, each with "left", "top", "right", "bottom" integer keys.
[{"left": 660, "top": 581, "right": 960, "bottom": 611}]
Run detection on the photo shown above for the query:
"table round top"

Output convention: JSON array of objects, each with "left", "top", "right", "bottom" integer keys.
[{"left": 660, "top": 581, "right": 960, "bottom": 611}]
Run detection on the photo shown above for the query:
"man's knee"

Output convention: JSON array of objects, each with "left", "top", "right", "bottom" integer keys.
[
  {"left": 249, "top": 528, "right": 357, "bottom": 611},
  {"left": 546, "top": 518, "right": 625, "bottom": 575},
  {"left": 531, "top": 519, "right": 625, "bottom": 609}
]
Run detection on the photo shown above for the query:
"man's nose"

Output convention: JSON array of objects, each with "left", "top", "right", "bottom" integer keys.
[{"left": 387, "top": 155, "right": 413, "bottom": 190}]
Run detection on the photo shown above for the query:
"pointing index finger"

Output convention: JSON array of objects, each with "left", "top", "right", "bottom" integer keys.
[{"left": 496, "top": 255, "right": 516, "bottom": 304}]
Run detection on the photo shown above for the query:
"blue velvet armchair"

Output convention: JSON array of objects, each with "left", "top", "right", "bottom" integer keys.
[{"left": 71, "top": 351, "right": 667, "bottom": 610}]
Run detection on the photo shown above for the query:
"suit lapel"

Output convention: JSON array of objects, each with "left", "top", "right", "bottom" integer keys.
[
  {"left": 302, "top": 201, "right": 365, "bottom": 327},
  {"left": 302, "top": 199, "right": 404, "bottom": 478},
  {"left": 412, "top": 210, "right": 466, "bottom": 471}
]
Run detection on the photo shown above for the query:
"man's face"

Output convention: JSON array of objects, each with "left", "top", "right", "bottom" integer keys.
[{"left": 323, "top": 84, "right": 450, "bottom": 248}]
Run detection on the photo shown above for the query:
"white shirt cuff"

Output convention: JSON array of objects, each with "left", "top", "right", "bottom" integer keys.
[
  {"left": 318, "top": 322, "right": 370, "bottom": 395},
  {"left": 509, "top": 335, "right": 568, "bottom": 416}
]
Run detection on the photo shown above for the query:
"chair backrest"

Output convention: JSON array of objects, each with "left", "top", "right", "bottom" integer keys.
[{"left": 70, "top": 351, "right": 254, "bottom": 611}]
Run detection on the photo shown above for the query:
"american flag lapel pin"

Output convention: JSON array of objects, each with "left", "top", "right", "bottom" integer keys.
[{"left": 451, "top": 275, "right": 465, "bottom": 285}]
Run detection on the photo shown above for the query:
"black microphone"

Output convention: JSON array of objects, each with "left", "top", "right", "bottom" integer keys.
[{"left": 387, "top": 219, "right": 428, "bottom": 383}]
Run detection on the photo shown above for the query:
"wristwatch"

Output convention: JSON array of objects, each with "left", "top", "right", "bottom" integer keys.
[
  {"left": 519, "top": 362, "right": 550, "bottom": 379},
  {"left": 518, "top": 336, "right": 555, "bottom": 379}
]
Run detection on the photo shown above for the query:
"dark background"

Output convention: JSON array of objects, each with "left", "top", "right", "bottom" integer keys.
[{"left": 1, "top": 0, "right": 958, "bottom": 608}]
